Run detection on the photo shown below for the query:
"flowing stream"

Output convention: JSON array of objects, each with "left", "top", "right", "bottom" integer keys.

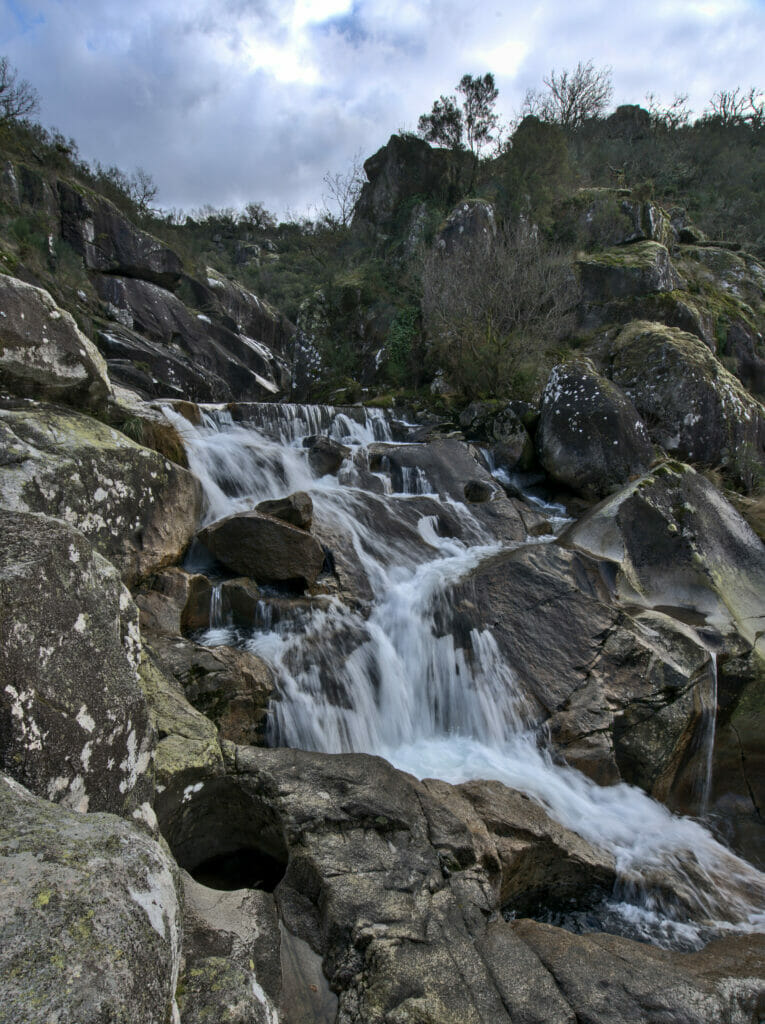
[{"left": 167, "top": 402, "right": 765, "bottom": 950}]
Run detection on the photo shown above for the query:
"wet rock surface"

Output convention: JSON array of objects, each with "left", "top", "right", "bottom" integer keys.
[
  {"left": 154, "top": 745, "right": 765, "bottom": 1024},
  {"left": 199, "top": 510, "right": 326, "bottom": 589}
]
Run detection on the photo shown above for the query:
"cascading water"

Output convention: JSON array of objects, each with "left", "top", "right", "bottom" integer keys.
[{"left": 166, "top": 402, "right": 765, "bottom": 950}]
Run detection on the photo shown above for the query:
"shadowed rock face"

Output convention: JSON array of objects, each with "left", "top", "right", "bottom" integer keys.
[
  {"left": 0, "top": 510, "right": 155, "bottom": 816},
  {"left": 538, "top": 361, "right": 654, "bottom": 499},
  {"left": 578, "top": 241, "right": 680, "bottom": 303},
  {"left": 0, "top": 774, "right": 182, "bottom": 1024},
  {"left": 58, "top": 180, "right": 183, "bottom": 289}
]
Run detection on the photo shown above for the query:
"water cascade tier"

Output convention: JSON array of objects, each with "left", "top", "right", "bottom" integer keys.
[{"left": 167, "top": 401, "right": 765, "bottom": 951}]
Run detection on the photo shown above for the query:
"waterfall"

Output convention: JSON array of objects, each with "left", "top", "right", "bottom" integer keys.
[{"left": 166, "top": 402, "right": 765, "bottom": 949}]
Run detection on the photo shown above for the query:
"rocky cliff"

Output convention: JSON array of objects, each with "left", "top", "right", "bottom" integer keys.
[{"left": 1, "top": 126, "right": 765, "bottom": 1024}]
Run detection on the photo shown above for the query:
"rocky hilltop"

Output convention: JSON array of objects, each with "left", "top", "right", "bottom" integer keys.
[{"left": 1, "top": 116, "right": 765, "bottom": 1023}]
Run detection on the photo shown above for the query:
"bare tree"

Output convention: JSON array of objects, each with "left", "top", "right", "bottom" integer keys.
[
  {"left": 0, "top": 56, "right": 39, "bottom": 127},
  {"left": 129, "top": 167, "right": 158, "bottom": 214},
  {"left": 645, "top": 92, "right": 692, "bottom": 130},
  {"left": 422, "top": 221, "right": 579, "bottom": 398},
  {"left": 321, "top": 152, "right": 366, "bottom": 227},
  {"left": 521, "top": 61, "right": 613, "bottom": 129},
  {"left": 704, "top": 86, "right": 764, "bottom": 127}
]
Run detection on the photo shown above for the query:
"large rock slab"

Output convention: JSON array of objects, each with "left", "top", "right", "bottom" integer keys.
[
  {"left": 199, "top": 510, "right": 326, "bottom": 589},
  {"left": 156, "top": 745, "right": 765, "bottom": 1024},
  {"left": 0, "top": 510, "right": 154, "bottom": 815},
  {"left": 578, "top": 241, "right": 680, "bottom": 302},
  {"left": 447, "top": 541, "right": 716, "bottom": 800},
  {"left": 563, "top": 462, "right": 765, "bottom": 655},
  {"left": 0, "top": 274, "right": 111, "bottom": 406},
  {"left": 0, "top": 402, "right": 201, "bottom": 585},
  {"left": 610, "top": 321, "right": 765, "bottom": 484},
  {"left": 59, "top": 180, "right": 183, "bottom": 289},
  {"left": 537, "top": 360, "right": 654, "bottom": 499},
  {"left": 0, "top": 774, "right": 182, "bottom": 1024},
  {"left": 96, "top": 275, "right": 288, "bottom": 402}
]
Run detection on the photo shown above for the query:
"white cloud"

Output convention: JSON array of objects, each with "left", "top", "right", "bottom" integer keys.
[{"left": 1, "top": 0, "right": 763, "bottom": 214}]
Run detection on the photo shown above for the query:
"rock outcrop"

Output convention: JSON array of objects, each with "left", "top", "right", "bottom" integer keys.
[
  {"left": 578, "top": 241, "right": 680, "bottom": 302},
  {"left": 609, "top": 321, "right": 765, "bottom": 484},
  {"left": 0, "top": 510, "right": 153, "bottom": 815},
  {"left": 537, "top": 360, "right": 655, "bottom": 499},
  {"left": 0, "top": 274, "right": 111, "bottom": 407},
  {"left": 0, "top": 402, "right": 201, "bottom": 584}
]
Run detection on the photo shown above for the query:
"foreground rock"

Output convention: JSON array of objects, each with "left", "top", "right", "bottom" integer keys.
[
  {"left": 256, "top": 490, "right": 313, "bottom": 530},
  {"left": 0, "top": 402, "right": 201, "bottom": 584},
  {"left": 538, "top": 361, "right": 654, "bottom": 499},
  {"left": 0, "top": 774, "right": 182, "bottom": 1024},
  {"left": 178, "top": 873, "right": 282, "bottom": 1024},
  {"left": 0, "top": 510, "right": 153, "bottom": 815},
  {"left": 157, "top": 745, "right": 765, "bottom": 1024},
  {"left": 199, "top": 510, "right": 326, "bottom": 589},
  {"left": 0, "top": 275, "right": 111, "bottom": 407}
]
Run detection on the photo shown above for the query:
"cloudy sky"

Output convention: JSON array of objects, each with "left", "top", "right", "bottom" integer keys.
[{"left": 2, "top": 0, "right": 764, "bottom": 217}]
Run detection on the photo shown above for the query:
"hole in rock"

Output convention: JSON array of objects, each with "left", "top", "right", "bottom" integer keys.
[
  {"left": 158, "top": 776, "right": 288, "bottom": 893},
  {"left": 191, "top": 846, "right": 286, "bottom": 892}
]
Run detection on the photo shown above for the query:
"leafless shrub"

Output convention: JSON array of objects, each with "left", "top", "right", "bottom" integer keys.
[{"left": 422, "top": 221, "right": 579, "bottom": 398}]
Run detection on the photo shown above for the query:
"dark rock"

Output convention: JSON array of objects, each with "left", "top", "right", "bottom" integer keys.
[
  {"left": 257, "top": 490, "right": 313, "bottom": 530},
  {"left": 354, "top": 133, "right": 472, "bottom": 233},
  {"left": 537, "top": 360, "right": 654, "bottom": 499},
  {"left": 95, "top": 275, "right": 287, "bottom": 402},
  {"left": 0, "top": 774, "right": 182, "bottom": 1024},
  {"left": 155, "top": 746, "right": 765, "bottom": 1024},
  {"left": 58, "top": 181, "right": 183, "bottom": 289},
  {"left": 148, "top": 634, "right": 273, "bottom": 748},
  {"left": 0, "top": 510, "right": 153, "bottom": 815},
  {"left": 133, "top": 568, "right": 214, "bottom": 636},
  {"left": 447, "top": 541, "right": 717, "bottom": 800},
  {"left": 0, "top": 403, "right": 201, "bottom": 585},
  {"left": 303, "top": 434, "right": 350, "bottom": 476},
  {"left": 0, "top": 275, "right": 111, "bottom": 407},
  {"left": 183, "top": 267, "right": 295, "bottom": 359},
  {"left": 610, "top": 321, "right": 765, "bottom": 484},
  {"left": 464, "top": 479, "right": 493, "bottom": 502},
  {"left": 199, "top": 511, "right": 325, "bottom": 589}
]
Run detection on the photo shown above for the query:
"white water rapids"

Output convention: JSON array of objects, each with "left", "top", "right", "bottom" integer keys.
[{"left": 167, "top": 402, "right": 765, "bottom": 950}]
